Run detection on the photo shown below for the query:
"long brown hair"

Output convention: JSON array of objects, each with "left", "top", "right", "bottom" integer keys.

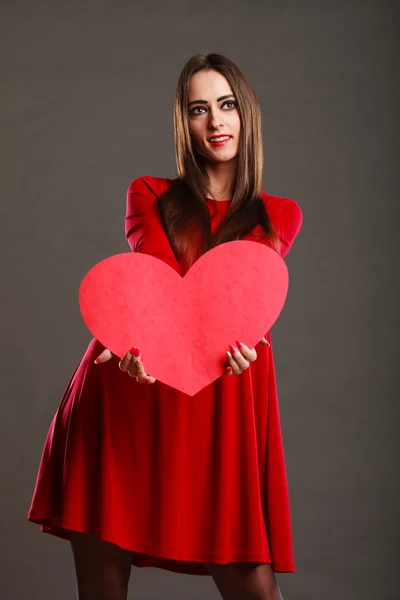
[{"left": 156, "top": 52, "right": 281, "bottom": 273}]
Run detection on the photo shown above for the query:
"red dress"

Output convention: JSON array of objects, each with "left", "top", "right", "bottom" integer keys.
[{"left": 27, "top": 175, "right": 303, "bottom": 576}]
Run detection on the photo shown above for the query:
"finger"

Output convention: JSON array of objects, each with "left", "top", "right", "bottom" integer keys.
[
  {"left": 130, "top": 353, "right": 148, "bottom": 383},
  {"left": 235, "top": 340, "right": 257, "bottom": 363},
  {"left": 94, "top": 348, "right": 113, "bottom": 364},
  {"left": 226, "top": 351, "right": 243, "bottom": 375},
  {"left": 229, "top": 344, "right": 250, "bottom": 371},
  {"left": 120, "top": 346, "right": 137, "bottom": 372},
  {"left": 135, "top": 359, "right": 146, "bottom": 380},
  {"left": 128, "top": 354, "right": 140, "bottom": 377},
  {"left": 135, "top": 360, "right": 154, "bottom": 384},
  {"left": 259, "top": 336, "right": 271, "bottom": 347},
  {"left": 123, "top": 348, "right": 156, "bottom": 383},
  {"left": 224, "top": 365, "right": 233, "bottom": 376}
]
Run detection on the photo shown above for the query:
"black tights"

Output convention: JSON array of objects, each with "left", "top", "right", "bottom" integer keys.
[
  {"left": 69, "top": 531, "right": 132, "bottom": 600},
  {"left": 69, "top": 530, "right": 284, "bottom": 600},
  {"left": 205, "top": 562, "right": 284, "bottom": 600}
]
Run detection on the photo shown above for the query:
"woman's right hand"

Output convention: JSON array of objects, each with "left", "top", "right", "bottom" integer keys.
[{"left": 94, "top": 346, "right": 156, "bottom": 384}]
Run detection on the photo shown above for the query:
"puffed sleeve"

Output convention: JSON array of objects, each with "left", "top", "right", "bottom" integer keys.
[
  {"left": 264, "top": 196, "right": 303, "bottom": 259},
  {"left": 125, "top": 176, "right": 180, "bottom": 272}
]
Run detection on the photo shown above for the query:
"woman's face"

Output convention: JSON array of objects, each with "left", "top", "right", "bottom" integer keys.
[{"left": 187, "top": 69, "right": 240, "bottom": 165}]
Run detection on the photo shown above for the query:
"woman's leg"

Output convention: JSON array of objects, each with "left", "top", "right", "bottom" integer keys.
[
  {"left": 205, "top": 562, "right": 284, "bottom": 600},
  {"left": 69, "top": 530, "right": 133, "bottom": 600}
]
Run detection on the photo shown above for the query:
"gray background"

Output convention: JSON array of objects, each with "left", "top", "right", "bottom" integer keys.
[{"left": 1, "top": 1, "right": 398, "bottom": 599}]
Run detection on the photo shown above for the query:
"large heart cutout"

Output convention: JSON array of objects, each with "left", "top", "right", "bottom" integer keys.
[{"left": 79, "top": 241, "right": 288, "bottom": 396}]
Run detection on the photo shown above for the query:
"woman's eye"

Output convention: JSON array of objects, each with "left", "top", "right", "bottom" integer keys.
[
  {"left": 190, "top": 106, "right": 206, "bottom": 115},
  {"left": 189, "top": 101, "right": 237, "bottom": 116}
]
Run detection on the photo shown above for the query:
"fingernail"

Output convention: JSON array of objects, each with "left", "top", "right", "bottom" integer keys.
[
  {"left": 236, "top": 340, "right": 244, "bottom": 349},
  {"left": 229, "top": 344, "right": 238, "bottom": 354},
  {"left": 227, "top": 366, "right": 233, "bottom": 372},
  {"left": 94, "top": 358, "right": 99, "bottom": 364},
  {"left": 130, "top": 346, "right": 137, "bottom": 355},
  {"left": 134, "top": 347, "right": 141, "bottom": 357}
]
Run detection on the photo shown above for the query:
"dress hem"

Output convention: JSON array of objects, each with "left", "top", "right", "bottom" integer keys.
[{"left": 27, "top": 513, "right": 296, "bottom": 575}]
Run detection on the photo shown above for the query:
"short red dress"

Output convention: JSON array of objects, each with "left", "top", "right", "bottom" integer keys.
[{"left": 27, "top": 175, "right": 303, "bottom": 576}]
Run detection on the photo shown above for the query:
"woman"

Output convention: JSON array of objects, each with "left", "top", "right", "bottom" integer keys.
[{"left": 27, "top": 53, "right": 303, "bottom": 600}]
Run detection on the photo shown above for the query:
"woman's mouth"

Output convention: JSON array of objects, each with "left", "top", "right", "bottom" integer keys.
[{"left": 208, "top": 135, "right": 232, "bottom": 147}]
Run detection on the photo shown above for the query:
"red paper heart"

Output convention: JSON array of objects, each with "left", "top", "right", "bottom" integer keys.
[{"left": 79, "top": 240, "right": 288, "bottom": 396}]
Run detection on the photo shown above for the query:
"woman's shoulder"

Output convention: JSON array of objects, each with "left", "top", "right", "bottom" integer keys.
[
  {"left": 260, "top": 189, "right": 303, "bottom": 231},
  {"left": 127, "top": 175, "right": 176, "bottom": 199}
]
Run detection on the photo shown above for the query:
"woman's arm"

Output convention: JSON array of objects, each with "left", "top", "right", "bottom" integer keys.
[{"left": 125, "top": 176, "right": 180, "bottom": 271}]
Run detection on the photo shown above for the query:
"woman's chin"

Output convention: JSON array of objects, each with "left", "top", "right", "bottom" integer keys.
[{"left": 208, "top": 153, "right": 239, "bottom": 165}]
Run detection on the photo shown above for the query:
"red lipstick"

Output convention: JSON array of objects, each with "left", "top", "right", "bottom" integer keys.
[{"left": 208, "top": 135, "right": 232, "bottom": 147}]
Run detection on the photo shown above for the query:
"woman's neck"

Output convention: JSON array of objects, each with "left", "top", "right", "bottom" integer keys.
[{"left": 204, "top": 159, "right": 238, "bottom": 200}]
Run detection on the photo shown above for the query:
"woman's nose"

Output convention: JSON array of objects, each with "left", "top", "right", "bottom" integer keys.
[{"left": 208, "top": 110, "right": 223, "bottom": 128}]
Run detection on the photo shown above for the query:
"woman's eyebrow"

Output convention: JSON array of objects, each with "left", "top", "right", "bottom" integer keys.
[{"left": 188, "top": 94, "right": 235, "bottom": 107}]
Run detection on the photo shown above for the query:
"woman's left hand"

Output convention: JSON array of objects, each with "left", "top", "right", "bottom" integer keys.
[{"left": 224, "top": 335, "right": 270, "bottom": 376}]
